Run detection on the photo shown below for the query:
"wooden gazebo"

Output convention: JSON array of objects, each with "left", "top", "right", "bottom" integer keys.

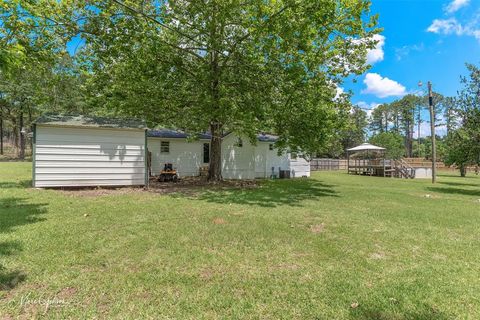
[{"left": 346, "top": 143, "right": 390, "bottom": 177}]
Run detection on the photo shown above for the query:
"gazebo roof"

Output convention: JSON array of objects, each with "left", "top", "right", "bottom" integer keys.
[{"left": 347, "top": 143, "right": 385, "bottom": 152}]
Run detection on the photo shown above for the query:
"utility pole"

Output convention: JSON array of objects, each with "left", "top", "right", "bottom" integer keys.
[
  {"left": 418, "top": 81, "right": 437, "bottom": 183},
  {"left": 427, "top": 81, "right": 437, "bottom": 184}
]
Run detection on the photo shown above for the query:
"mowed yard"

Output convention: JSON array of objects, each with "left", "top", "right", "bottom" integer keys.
[{"left": 1, "top": 163, "right": 480, "bottom": 319}]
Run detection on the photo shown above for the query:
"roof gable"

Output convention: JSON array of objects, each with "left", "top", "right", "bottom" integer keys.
[
  {"left": 35, "top": 114, "right": 146, "bottom": 130},
  {"left": 147, "top": 129, "right": 211, "bottom": 140}
]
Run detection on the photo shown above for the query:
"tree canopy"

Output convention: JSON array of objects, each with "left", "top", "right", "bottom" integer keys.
[
  {"left": 444, "top": 63, "right": 480, "bottom": 176},
  {"left": 66, "top": 0, "right": 379, "bottom": 179},
  {"left": 369, "top": 131, "right": 404, "bottom": 160}
]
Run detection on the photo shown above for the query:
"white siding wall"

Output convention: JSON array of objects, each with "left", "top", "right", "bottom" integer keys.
[
  {"left": 34, "top": 126, "right": 146, "bottom": 187},
  {"left": 147, "top": 138, "right": 207, "bottom": 177},
  {"left": 221, "top": 134, "right": 256, "bottom": 179},
  {"left": 414, "top": 167, "right": 432, "bottom": 179},
  {"left": 288, "top": 155, "right": 311, "bottom": 178},
  {"left": 221, "top": 134, "right": 310, "bottom": 179},
  {"left": 265, "top": 145, "right": 290, "bottom": 178},
  {"left": 148, "top": 134, "right": 310, "bottom": 180}
]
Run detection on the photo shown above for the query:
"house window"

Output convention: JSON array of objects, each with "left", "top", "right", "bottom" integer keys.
[
  {"left": 269, "top": 144, "right": 274, "bottom": 151},
  {"left": 235, "top": 138, "right": 243, "bottom": 147},
  {"left": 161, "top": 141, "right": 170, "bottom": 153},
  {"left": 203, "top": 143, "right": 210, "bottom": 163}
]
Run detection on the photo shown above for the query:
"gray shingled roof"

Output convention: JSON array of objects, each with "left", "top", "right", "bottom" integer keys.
[
  {"left": 148, "top": 130, "right": 279, "bottom": 143},
  {"left": 35, "top": 114, "right": 147, "bottom": 130},
  {"left": 147, "top": 129, "right": 211, "bottom": 140},
  {"left": 257, "top": 133, "right": 278, "bottom": 143}
]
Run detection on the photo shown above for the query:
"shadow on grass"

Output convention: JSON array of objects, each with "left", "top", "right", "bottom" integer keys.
[
  {"left": 350, "top": 303, "right": 453, "bottom": 320},
  {"left": 0, "top": 198, "right": 48, "bottom": 291},
  {"left": 0, "top": 242, "right": 26, "bottom": 291},
  {"left": 426, "top": 186, "right": 480, "bottom": 197},
  {"left": 438, "top": 181, "right": 480, "bottom": 188},
  {"left": 192, "top": 179, "right": 338, "bottom": 207},
  {"left": 0, "top": 180, "right": 32, "bottom": 189}
]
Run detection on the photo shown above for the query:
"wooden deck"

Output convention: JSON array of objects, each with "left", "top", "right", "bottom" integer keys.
[{"left": 348, "top": 164, "right": 392, "bottom": 177}]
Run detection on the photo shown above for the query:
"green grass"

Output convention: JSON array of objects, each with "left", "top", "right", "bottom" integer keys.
[{"left": 1, "top": 162, "right": 480, "bottom": 319}]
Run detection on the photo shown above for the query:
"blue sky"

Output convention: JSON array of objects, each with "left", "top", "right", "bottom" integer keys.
[{"left": 346, "top": 0, "right": 480, "bottom": 133}]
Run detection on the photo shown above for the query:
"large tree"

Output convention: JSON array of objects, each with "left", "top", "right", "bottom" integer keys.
[
  {"left": 396, "top": 94, "right": 420, "bottom": 158},
  {"left": 444, "top": 63, "right": 480, "bottom": 176},
  {"left": 369, "top": 131, "right": 404, "bottom": 160},
  {"left": 70, "top": 0, "right": 378, "bottom": 180},
  {"left": 0, "top": 1, "right": 85, "bottom": 158},
  {"left": 369, "top": 103, "right": 390, "bottom": 134}
]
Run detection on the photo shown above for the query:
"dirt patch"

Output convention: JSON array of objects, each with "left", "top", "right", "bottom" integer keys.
[
  {"left": 269, "top": 263, "right": 300, "bottom": 272},
  {"left": 199, "top": 267, "right": 225, "bottom": 281},
  {"left": 58, "top": 187, "right": 142, "bottom": 198},
  {"left": 148, "top": 177, "right": 258, "bottom": 195},
  {"left": 56, "top": 287, "right": 77, "bottom": 300},
  {"left": 56, "top": 177, "right": 259, "bottom": 197},
  {"left": 369, "top": 252, "right": 386, "bottom": 260},
  {"left": 213, "top": 218, "right": 227, "bottom": 225},
  {"left": 309, "top": 223, "right": 325, "bottom": 234}
]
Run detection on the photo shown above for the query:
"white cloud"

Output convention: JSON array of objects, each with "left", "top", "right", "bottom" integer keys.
[
  {"left": 427, "top": 17, "right": 480, "bottom": 41},
  {"left": 366, "top": 34, "right": 385, "bottom": 65},
  {"left": 445, "top": 0, "right": 470, "bottom": 13},
  {"left": 334, "top": 86, "right": 345, "bottom": 100},
  {"left": 361, "top": 73, "right": 407, "bottom": 98},
  {"left": 356, "top": 101, "right": 381, "bottom": 117},
  {"left": 427, "top": 18, "right": 464, "bottom": 35},
  {"left": 413, "top": 121, "right": 447, "bottom": 138},
  {"left": 395, "top": 43, "right": 424, "bottom": 60}
]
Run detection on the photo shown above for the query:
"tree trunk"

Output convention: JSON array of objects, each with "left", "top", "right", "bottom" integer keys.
[
  {"left": 208, "top": 122, "right": 223, "bottom": 181},
  {"left": 417, "top": 108, "right": 421, "bottom": 157},
  {"left": 207, "top": 7, "right": 222, "bottom": 181},
  {"left": 19, "top": 112, "right": 25, "bottom": 160},
  {"left": 460, "top": 164, "right": 466, "bottom": 177},
  {"left": 28, "top": 109, "right": 33, "bottom": 154},
  {"left": 404, "top": 119, "right": 411, "bottom": 157},
  {"left": 0, "top": 112, "right": 3, "bottom": 155}
]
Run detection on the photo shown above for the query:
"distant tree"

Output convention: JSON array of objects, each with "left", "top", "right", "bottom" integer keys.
[
  {"left": 0, "top": 1, "right": 82, "bottom": 158},
  {"left": 369, "top": 103, "right": 390, "bottom": 134},
  {"left": 444, "top": 130, "right": 476, "bottom": 177},
  {"left": 390, "top": 100, "right": 402, "bottom": 134},
  {"left": 396, "top": 94, "right": 420, "bottom": 158},
  {"left": 317, "top": 105, "right": 368, "bottom": 158},
  {"left": 443, "top": 63, "right": 480, "bottom": 176},
  {"left": 442, "top": 96, "right": 458, "bottom": 135},
  {"left": 369, "top": 131, "right": 404, "bottom": 160},
  {"left": 424, "top": 135, "right": 446, "bottom": 161},
  {"left": 342, "top": 106, "right": 368, "bottom": 150}
]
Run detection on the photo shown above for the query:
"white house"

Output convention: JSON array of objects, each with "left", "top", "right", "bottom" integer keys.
[
  {"left": 147, "top": 129, "right": 211, "bottom": 177},
  {"left": 32, "top": 115, "right": 310, "bottom": 187},
  {"left": 32, "top": 114, "right": 148, "bottom": 188},
  {"left": 148, "top": 129, "right": 310, "bottom": 179}
]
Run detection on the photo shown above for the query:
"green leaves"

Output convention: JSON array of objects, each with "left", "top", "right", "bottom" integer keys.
[
  {"left": 74, "top": 0, "right": 377, "bottom": 155},
  {"left": 369, "top": 132, "right": 404, "bottom": 160},
  {"left": 443, "top": 63, "right": 480, "bottom": 175}
]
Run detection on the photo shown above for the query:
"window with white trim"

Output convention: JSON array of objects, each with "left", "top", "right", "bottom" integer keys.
[{"left": 161, "top": 141, "right": 170, "bottom": 153}]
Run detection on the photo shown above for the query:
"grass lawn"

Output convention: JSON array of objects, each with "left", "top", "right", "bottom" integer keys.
[{"left": 1, "top": 162, "right": 480, "bottom": 319}]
